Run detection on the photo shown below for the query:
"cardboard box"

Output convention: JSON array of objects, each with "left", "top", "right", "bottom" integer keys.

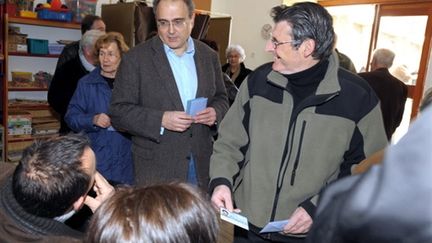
[
  {"left": 8, "top": 33, "right": 27, "bottom": 44},
  {"left": 8, "top": 43, "right": 27, "bottom": 53},
  {"left": 11, "top": 71, "right": 32, "bottom": 82}
]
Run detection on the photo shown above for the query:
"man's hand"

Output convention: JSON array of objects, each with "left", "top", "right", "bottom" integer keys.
[
  {"left": 93, "top": 113, "right": 111, "bottom": 128},
  {"left": 84, "top": 172, "right": 115, "bottom": 212},
  {"left": 194, "top": 107, "right": 217, "bottom": 126},
  {"left": 162, "top": 111, "right": 193, "bottom": 132},
  {"left": 283, "top": 207, "right": 313, "bottom": 234},
  {"left": 211, "top": 185, "right": 241, "bottom": 213}
]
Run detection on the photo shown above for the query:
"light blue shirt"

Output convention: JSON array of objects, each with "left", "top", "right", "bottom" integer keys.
[
  {"left": 164, "top": 37, "right": 198, "bottom": 110},
  {"left": 160, "top": 37, "right": 198, "bottom": 135}
]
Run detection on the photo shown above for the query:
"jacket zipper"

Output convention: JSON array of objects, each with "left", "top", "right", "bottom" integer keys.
[
  {"left": 270, "top": 120, "right": 297, "bottom": 220},
  {"left": 290, "top": 120, "right": 306, "bottom": 186},
  {"left": 269, "top": 92, "right": 339, "bottom": 221}
]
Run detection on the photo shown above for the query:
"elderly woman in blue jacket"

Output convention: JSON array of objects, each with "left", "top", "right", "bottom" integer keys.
[{"left": 65, "top": 32, "right": 133, "bottom": 185}]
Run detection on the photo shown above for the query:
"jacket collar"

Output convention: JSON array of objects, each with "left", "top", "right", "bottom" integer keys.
[
  {"left": 0, "top": 178, "right": 83, "bottom": 238},
  {"left": 267, "top": 51, "right": 341, "bottom": 96}
]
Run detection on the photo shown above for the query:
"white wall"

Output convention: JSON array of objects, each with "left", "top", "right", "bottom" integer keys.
[{"left": 211, "top": 0, "right": 282, "bottom": 69}]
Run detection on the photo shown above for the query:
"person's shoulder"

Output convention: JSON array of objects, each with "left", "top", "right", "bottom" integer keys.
[
  {"left": 126, "top": 37, "right": 157, "bottom": 57},
  {"left": 245, "top": 62, "right": 273, "bottom": 89}
]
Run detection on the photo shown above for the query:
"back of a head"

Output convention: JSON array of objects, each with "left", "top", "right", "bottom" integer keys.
[
  {"left": 271, "top": 2, "right": 335, "bottom": 60},
  {"left": 372, "top": 48, "right": 395, "bottom": 69},
  {"left": 81, "top": 15, "right": 104, "bottom": 35},
  {"left": 87, "top": 183, "right": 219, "bottom": 243},
  {"left": 80, "top": 29, "right": 106, "bottom": 51},
  {"left": 12, "top": 134, "right": 92, "bottom": 218}
]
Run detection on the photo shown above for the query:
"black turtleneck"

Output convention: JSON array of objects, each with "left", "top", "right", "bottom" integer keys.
[
  {"left": 102, "top": 76, "right": 115, "bottom": 89},
  {"left": 284, "top": 60, "right": 329, "bottom": 109}
]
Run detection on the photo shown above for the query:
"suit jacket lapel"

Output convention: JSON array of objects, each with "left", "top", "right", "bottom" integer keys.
[
  {"left": 194, "top": 42, "right": 205, "bottom": 99},
  {"left": 152, "top": 38, "right": 185, "bottom": 111}
]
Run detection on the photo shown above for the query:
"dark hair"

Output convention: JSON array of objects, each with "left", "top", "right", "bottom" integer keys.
[
  {"left": 81, "top": 15, "right": 104, "bottom": 35},
  {"left": 270, "top": 2, "right": 335, "bottom": 60},
  {"left": 94, "top": 32, "right": 130, "bottom": 63},
  {"left": 86, "top": 183, "right": 219, "bottom": 243},
  {"left": 153, "top": 0, "right": 195, "bottom": 18},
  {"left": 12, "top": 134, "right": 93, "bottom": 218}
]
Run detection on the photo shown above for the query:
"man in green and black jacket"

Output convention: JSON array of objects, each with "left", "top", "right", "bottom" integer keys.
[{"left": 209, "top": 2, "right": 388, "bottom": 243}]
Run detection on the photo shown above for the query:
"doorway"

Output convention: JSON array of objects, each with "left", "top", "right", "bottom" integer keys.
[{"left": 323, "top": 1, "right": 432, "bottom": 143}]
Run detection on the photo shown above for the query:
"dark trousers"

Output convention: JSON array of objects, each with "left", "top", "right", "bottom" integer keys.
[{"left": 234, "top": 226, "right": 306, "bottom": 243}]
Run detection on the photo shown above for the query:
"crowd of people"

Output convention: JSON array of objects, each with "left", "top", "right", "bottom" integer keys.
[{"left": 1, "top": 0, "right": 430, "bottom": 243}]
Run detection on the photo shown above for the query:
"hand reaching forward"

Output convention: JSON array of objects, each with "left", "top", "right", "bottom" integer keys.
[
  {"left": 211, "top": 185, "right": 241, "bottom": 213},
  {"left": 282, "top": 207, "right": 313, "bottom": 234},
  {"left": 162, "top": 111, "right": 194, "bottom": 132},
  {"left": 84, "top": 172, "right": 115, "bottom": 212}
]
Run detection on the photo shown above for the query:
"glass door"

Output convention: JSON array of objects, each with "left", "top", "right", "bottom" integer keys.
[{"left": 373, "top": 3, "right": 432, "bottom": 142}]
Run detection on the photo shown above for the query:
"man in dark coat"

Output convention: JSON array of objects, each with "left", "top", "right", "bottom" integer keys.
[
  {"left": 48, "top": 30, "right": 105, "bottom": 134},
  {"left": 307, "top": 105, "right": 432, "bottom": 243},
  {"left": 109, "top": 0, "right": 228, "bottom": 189},
  {"left": 359, "top": 48, "right": 408, "bottom": 140},
  {"left": 0, "top": 134, "right": 114, "bottom": 242}
]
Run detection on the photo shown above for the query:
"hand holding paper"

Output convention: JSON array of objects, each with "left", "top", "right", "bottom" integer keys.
[
  {"left": 220, "top": 207, "right": 249, "bottom": 230},
  {"left": 186, "top": 97, "right": 208, "bottom": 116}
]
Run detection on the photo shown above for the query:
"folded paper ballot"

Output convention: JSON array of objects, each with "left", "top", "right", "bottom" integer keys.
[
  {"left": 259, "top": 219, "right": 289, "bottom": 233},
  {"left": 186, "top": 97, "right": 208, "bottom": 116},
  {"left": 220, "top": 207, "right": 249, "bottom": 230}
]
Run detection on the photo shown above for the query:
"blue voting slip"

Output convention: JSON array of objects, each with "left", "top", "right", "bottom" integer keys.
[{"left": 186, "top": 97, "right": 208, "bottom": 116}]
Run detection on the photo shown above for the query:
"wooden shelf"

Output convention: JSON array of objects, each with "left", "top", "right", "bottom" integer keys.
[
  {"left": 8, "top": 104, "right": 50, "bottom": 110},
  {"left": 8, "top": 16, "right": 80, "bottom": 29},
  {"left": 8, "top": 133, "right": 59, "bottom": 142},
  {"left": 8, "top": 87, "right": 49, "bottom": 91},
  {"left": 8, "top": 52, "right": 60, "bottom": 58}
]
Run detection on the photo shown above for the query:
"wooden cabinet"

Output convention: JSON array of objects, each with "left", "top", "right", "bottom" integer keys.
[{"left": 1, "top": 15, "right": 80, "bottom": 161}]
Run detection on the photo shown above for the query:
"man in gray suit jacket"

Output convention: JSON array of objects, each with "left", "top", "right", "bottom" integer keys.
[{"left": 109, "top": 0, "right": 228, "bottom": 188}]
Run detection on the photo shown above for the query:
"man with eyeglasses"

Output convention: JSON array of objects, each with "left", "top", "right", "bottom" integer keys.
[
  {"left": 209, "top": 2, "right": 387, "bottom": 242},
  {"left": 109, "top": 0, "right": 228, "bottom": 189}
]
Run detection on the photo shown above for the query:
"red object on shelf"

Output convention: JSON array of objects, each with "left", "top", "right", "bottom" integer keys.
[{"left": 51, "top": 0, "right": 62, "bottom": 10}]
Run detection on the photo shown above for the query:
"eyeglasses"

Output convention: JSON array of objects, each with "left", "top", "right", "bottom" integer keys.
[
  {"left": 157, "top": 19, "right": 187, "bottom": 30},
  {"left": 271, "top": 39, "right": 298, "bottom": 49}
]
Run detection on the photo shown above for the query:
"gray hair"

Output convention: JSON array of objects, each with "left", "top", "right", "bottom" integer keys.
[
  {"left": 153, "top": 0, "right": 195, "bottom": 18},
  {"left": 270, "top": 2, "right": 335, "bottom": 60},
  {"left": 372, "top": 48, "right": 395, "bottom": 68},
  {"left": 225, "top": 44, "right": 246, "bottom": 62},
  {"left": 80, "top": 29, "right": 105, "bottom": 52}
]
